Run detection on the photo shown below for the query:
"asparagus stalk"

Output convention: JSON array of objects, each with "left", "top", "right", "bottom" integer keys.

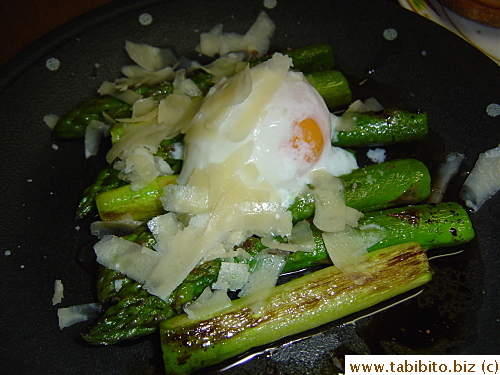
[
  {"left": 86, "top": 200, "right": 471, "bottom": 344},
  {"left": 95, "top": 175, "right": 177, "bottom": 221},
  {"left": 95, "top": 158, "right": 430, "bottom": 222},
  {"left": 76, "top": 135, "right": 184, "bottom": 220},
  {"left": 282, "top": 201, "right": 474, "bottom": 273},
  {"left": 160, "top": 242, "right": 432, "bottom": 374},
  {"left": 53, "top": 44, "right": 340, "bottom": 139},
  {"left": 332, "top": 109, "right": 428, "bottom": 147},
  {"left": 286, "top": 158, "right": 431, "bottom": 222},
  {"left": 54, "top": 81, "right": 175, "bottom": 139},
  {"left": 343, "top": 158, "right": 430, "bottom": 212},
  {"left": 84, "top": 259, "right": 221, "bottom": 345},
  {"left": 305, "top": 70, "right": 352, "bottom": 109},
  {"left": 282, "top": 43, "right": 335, "bottom": 73},
  {"left": 53, "top": 96, "right": 134, "bottom": 139},
  {"left": 75, "top": 168, "right": 126, "bottom": 219}
]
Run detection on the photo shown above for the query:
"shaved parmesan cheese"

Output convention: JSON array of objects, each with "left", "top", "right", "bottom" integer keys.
[
  {"left": 226, "top": 54, "right": 291, "bottom": 142},
  {"left": 170, "top": 142, "right": 184, "bottom": 160},
  {"left": 117, "top": 108, "right": 159, "bottom": 124},
  {"left": 52, "top": 279, "right": 64, "bottom": 305},
  {"left": 97, "top": 81, "right": 143, "bottom": 105},
  {"left": 244, "top": 11, "right": 276, "bottom": 57},
  {"left": 114, "top": 279, "right": 124, "bottom": 292},
  {"left": 147, "top": 213, "right": 184, "bottom": 253},
  {"left": 43, "top": 114, "right": 60, "bottom": 130},
  {"left": 261, "top": 221, "right": 315, "bottom": 252},
  {"left": 238, "top": 250, "right": 288, "bottom": 312},
  {"left": 197, "top": 23, "right": 224, "bottom": 58},
  {"left": 331, "top": 97, "right": 384, "bottom": 140},
  {"left": 144, "top": 222, "right": 216, "bottom": 300},
  {"left": 197, "top": 65, "right": 253, "bottom": 131},
  {"left": 196, "top": 11, "right": 275, "bottom": 58},
  {"left": 58, "top": 303, "right": 102, "bottom": 329},
  {"left": 428, "top": 152, "right": 464, "bottom": 204},
  {"left": 460, "top": 145, "right": 500, "bottom": 211},
  {"left": 94, "top": 235, "right": 160, "bottom": 284},
  {"left": 212, "top": 262, "right": 250, "bottom": 291},
  {"left": 366, "top": 148, "right": 386, "bottom": 164},
  {"left": 322, "top": 225, "right": 386, "bottom": 284},
  {"left": 157, "top": 94, "right": 201, "bottom": 134},
  {"left": 311, "top": 169, "right": 363, "bottom": 232},
  {"left": 107, "top": 123, "right": 167, "bottom": 163},
  {"left": 117, "top": 146, "right": 170, "bottom": 190},
  {"left": 117, "top": 66, "right": 176, "bottom": 88},
  {"left": 132, "top": 97, "right": 157, "bottom": 117},
  {"left": 173, "top": 72, "right": 202, "bottom": 98},
  {"left": 201, "top": 54, "right": 248, "bottom": 82},
  {"left": 289, "top": 220, "right": 316, "bottom": 251},
  {"left": 184, "top": 287, "right": 232, "bottom": 320},
  {"left": 85, "top": 120, "right": 110, "bottom": 158},
  {"left": 261, "top": 237, "right": 300, "bottom": 252},
  {"left": 162, "top": 185, "right": 209, "bottom": 214},
  {"left": 347, "top": 97, "right": 384, "bottom": 113},
  {"left": 125, "top": 41, "right": 176, "bottom": 72}
]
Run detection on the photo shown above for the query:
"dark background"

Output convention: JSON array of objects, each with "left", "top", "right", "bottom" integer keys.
[{"left": 0, "top": 0, "right": 115, "bottom": 67}]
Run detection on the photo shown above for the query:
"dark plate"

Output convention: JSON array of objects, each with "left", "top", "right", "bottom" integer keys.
[{"left": 0, "top": 0, "right": 498, "bottom": 374}]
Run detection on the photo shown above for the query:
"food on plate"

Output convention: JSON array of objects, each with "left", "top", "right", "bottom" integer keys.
[
  {"left": 161, "top": 242, "right": 432, "bottom": 373},
  {"left": 51, "top": 11, "right": 478, "bottom": 373},
  {"left": 459, "top": 144, "right": 500, "bottom": 211}
]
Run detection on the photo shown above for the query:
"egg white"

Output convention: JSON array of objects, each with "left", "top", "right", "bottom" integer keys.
[{"left": 179, "top": 53, "right": 357, "bottom": 208}]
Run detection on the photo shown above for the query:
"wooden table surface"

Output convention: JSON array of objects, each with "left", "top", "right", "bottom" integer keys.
[{"left": 0, "top": 0, "right": 116, "bottom": 67}]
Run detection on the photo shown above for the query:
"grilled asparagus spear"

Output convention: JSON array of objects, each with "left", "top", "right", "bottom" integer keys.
[
  {"left": 160, "top": 242, "right": 432, "bottom": 374},
  {"left": 95, "top": 158, "right": 430, "bottom": 222},
  {"left": 85, "top": 201, "right": 472, "bottom": 344}
]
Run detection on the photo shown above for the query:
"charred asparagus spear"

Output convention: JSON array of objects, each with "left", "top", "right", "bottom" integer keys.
[
  {"left": 290, "top": 158, "right": 431, "bottom": 222},
  {"left": 331, "top": 108, "right": 428, "bottom": 147},
  {"left": 84, "top": 258, "right": 221, "bottom": 345},
  {"left": 282, "top": 201, "right": 474, "bottom": 273},
  {"left": 94, "top": 158, "right": 430, "bottom": 222},
  {"left": 85, "top": 200, "right": 472, "bottom": 344},
  {"left": 160, "top": 242, "right": 432, "bottom": 374},
  {"left": 53, "top": 44, "right": 338, "bottom": 139}
]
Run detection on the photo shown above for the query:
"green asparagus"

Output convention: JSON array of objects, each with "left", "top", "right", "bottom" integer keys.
[
  {"left": 95, "top": 175, "right": 177, "bottom": 221},
  {"left": 53, "top": 44, "right": 342, "bottom": 139},
  {"left": 282, "top": 201, "right": 474, "bottom": 273},
  {"left": 332, "top": 109, "right": 428, "bottom": 147},
  {"left": 85, "top": 200, "right": 472, "bottom": 344},
  {"left": 282, "top": 43, "right": 335, "bottom": 73},
  {"left": 305, "top": 70, "right": 352, "bottom": 109},
  {"left": 95, "top": 158, "right": 430, "bottom": 223},
  {"left": 63, "top": 40, "right": 473, "bottom": 374},
  {"left": 160, "top": 242, "right": 432, "bottom": 374},
  {"left": 76, "top": 168, "right": 126, "bottom": 220},
  {"left": 274, "top": 158, "right": 431, "bottom": 222},
  {"left": 84, "top": 259, "right": 221, "bottom": 345}
]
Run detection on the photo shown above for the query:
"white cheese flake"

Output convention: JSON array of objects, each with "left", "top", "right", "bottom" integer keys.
[
  {"left": 94, "top": 235, "right": 160, "bottom": 284},
  {"left": 43, "top": 114, "right": 60, "bottom": 130},
  {"left": 366, "top": 148, "right": 386, "bottom": 164},
  {"left": 52, "top": 279, "right": 64, "bottom": 305},
  {"left": 184, "top": 287, "right": 232, "bottom": 320},
  {"left": 212, "top": 262, "right": 250, "bottom": 291},
  {"left": 460, "top": 145, "right": 500, "bottom": 211},
  {"left": 322, "top": 225, "right": 386, "bottom": 285},
  {"left": 57, "top": 303, "right": 102, "bottom": 329}
]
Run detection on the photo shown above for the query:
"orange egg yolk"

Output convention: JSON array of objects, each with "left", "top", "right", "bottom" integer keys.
[{"left": 291, "top": 117, "right": 325, "bottom": 163}]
